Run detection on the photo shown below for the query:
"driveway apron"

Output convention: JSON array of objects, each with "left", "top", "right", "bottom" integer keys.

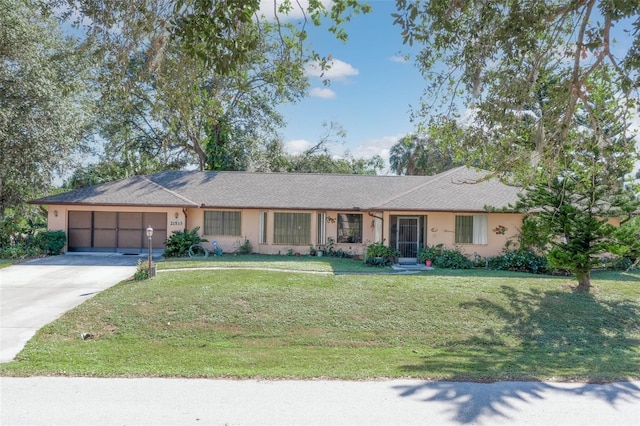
[{"left": 0, "top": 254, "right": 138, "bottom": 363}]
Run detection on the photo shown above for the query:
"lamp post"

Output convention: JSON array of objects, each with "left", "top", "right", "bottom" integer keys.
[{"left": 146, "top": 225, "right": 153, "bottom": 277}]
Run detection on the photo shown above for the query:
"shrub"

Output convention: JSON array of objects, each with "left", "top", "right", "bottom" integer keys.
[
  {"left": 133, "top": 259, "right": 149, "bottom": 280},
  {"left": 418, "top": 244, "right": 474, "bottom": 269},
  {"left": 236, "top": 237, "right": 252, "bottom": 255},
  {"left": 488, "top": 249, "right": 548, "bottom": 274},
  {"left": 164, "top": 227, "right": 207, "bottom": 257},
  {"left": 34, "top": 230, "right": 66, "bottom": 255},
  {"left": 366, "top": 241, "right": 398, "bottom": 266}
]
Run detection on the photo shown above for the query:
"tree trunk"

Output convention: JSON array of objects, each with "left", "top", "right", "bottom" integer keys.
[{"left": 575, "top": 270, "right": 591, "bottom": 292}]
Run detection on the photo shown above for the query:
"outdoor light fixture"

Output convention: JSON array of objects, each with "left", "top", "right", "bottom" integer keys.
[
  {"left": 146, "top": 226, "right": 153, "bottom": 277},
  {"left": 53, "top": 210, "right": 58, "bottom": 217}
]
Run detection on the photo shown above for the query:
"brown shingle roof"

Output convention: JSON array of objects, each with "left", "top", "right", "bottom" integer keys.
[{"left": 31, "top": 167, "right": 523, "bottom": 212}]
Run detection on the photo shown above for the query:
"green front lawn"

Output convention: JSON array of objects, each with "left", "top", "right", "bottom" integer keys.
[{"left": 2, "top": 258, "right": 638, "bottom": 382}]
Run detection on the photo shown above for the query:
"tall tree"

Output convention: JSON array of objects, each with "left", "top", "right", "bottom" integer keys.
[
  {"left": 393, "top": 0, "right": 639, "bottom": 177},
  {"left": 514, "top": 68, "right": 639, "bottom": 292},
  {"left": 0, "top": 0, "right": 93, "bottom": 216},
  {"left": 389, "top": 133, "right": 462, "bottom": 175},
  {"left": 53, "top": 1, "right": 371, "bottom": 172}
]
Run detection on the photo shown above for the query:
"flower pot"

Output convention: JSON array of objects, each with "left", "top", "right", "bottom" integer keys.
[
  {"left": 425, "top": 260, "right": 433, "bottom": 267},
  {"left": 317, "top": 251, "right": 323, "bottom": 257}
]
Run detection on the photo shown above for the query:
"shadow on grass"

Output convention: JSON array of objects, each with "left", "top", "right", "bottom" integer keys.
[{"left": 397, "top": 285, "right": 640, "bottom": 424}]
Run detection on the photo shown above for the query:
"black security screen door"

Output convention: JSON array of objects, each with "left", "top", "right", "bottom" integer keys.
[{"left": 397, "top": 217, "right": 419, "bottom": 260}]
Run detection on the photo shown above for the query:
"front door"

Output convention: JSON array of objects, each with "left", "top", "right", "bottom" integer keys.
[{"left": 396, "top": 217, "right": 419, "bottom": 263}]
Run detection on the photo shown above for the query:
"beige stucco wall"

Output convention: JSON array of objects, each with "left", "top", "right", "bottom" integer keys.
[
  {"left": 376, "top": 211, "right": 523, "bottom": 258},
  {"left": 47, "top": 204, "right": 524, "bottom": 259}
]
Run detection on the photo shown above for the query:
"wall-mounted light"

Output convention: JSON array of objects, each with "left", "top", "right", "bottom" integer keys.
[
  {"left": 174, "top": 212, "right": 179, "bottom": 219},
  {"left": 53, "top": 210, "right": 58, "bottom": 217}
]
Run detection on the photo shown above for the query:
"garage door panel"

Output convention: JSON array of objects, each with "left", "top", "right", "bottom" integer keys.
[
  {"left": 68, "top": 211, "right": 92, "bottom": 228},
  {"left": 144, "top": 213, "right": 166, "bottom": 230},
  {"left": 151, "top": 230, "right": 167, "bottom": 249},
  {"left": 118, "top": 230, "right": 142, "bottom": 248},
  {"left": 68, "top": 229, "right": 91, "bottom": 249},
  {"left": 94, "top": 230, "right": 117, "bottom": 248},
  {"left": 94, "top": 211, "right": 116, "bottom": 228},
  {"left": 119, "top": 212, "right": 143, "bottom": 229}
]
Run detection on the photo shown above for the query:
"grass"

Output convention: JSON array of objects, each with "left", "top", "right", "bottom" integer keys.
[
  {"left": 0, "top": 259, "right": 15, "bottom": 269},
  {"left": 1, "top": 257, "right": 638, "bottom": 382},
  {"left": 159, "top": 254, "right": 374, "bottom": 273}
]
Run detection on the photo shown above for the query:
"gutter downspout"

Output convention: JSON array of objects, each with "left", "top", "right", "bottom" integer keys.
[
  {"left": 182, "top": 208, "right": 188, "bottom": 230},
  {"left": 368, "top": 211, "right": 384, "bottom": 243}
]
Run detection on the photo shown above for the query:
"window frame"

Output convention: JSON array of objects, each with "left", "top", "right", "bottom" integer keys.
[
  {"left": 273, "top": 212, "right": 311, "bottom": 245},
  {"left": 203, "top": 210, "right": 242, "bottom": 236},
  {"left": 454, "top": 214, "right": 488, "bottom": 245},
  {"left": 337, "top": 213, "right": 363, "bottom": 244}
]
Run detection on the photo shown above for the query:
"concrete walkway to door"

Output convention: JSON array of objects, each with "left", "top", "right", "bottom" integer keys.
[{"left": 0, "top": 254, "right": 139, "bottom": 363}]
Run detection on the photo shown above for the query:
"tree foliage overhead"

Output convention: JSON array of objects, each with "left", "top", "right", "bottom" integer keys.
[
  {"left": 47, "top": 0, "right": 371, "bottom": 172},
  {"left": 389, "top": 132, "right": 463, "bottom": 175},
  {"left": 393, "top": 0, "right": 640, "bottom": 176},
  {"left": 0, "top": 0, "right": 93, "bottom": 216}
]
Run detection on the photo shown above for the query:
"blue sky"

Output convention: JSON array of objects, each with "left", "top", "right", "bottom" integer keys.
[
  {"left": 274, "top": 1, "right": 424, "bottom": 168},
  {"left": 271, "top": 1, "right": 640, "bottom": 173}
]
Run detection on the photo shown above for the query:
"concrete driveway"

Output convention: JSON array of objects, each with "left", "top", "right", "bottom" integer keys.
[{"left": 0, "top": 254, "right": 139, "bottom": 362}]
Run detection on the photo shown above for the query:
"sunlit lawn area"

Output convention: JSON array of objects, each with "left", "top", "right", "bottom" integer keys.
[{"left": 1, "top": 256, "right": 638, "bottom": 382}]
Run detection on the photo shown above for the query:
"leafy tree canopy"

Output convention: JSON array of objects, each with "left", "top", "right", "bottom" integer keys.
[
  {"left": 0, "top": 0, "right": 93, "bottom": 216},
  {"left": 514, "top": 68, "right": 639, "bottom": 292},
  {"left": 389, "top": 132, "right": 464, "bottom": 175},
  {"left": 394, "top": 0, "right": 639, "bottom": 178}
]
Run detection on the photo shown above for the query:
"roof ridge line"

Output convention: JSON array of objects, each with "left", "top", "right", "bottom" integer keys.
[
  {"left": 140, "top": 175, "right": 199, "bottom": 206},
  {"left": 370, "top": 167, "right": 477, "bottom": 209},
  {"left": 370, "top": 175, "right": 437, "bottom": 209}
]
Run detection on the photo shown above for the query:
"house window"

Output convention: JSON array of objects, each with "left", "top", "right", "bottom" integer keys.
[
  {"left": 273, "top": 212, "right": 311, "bottom": 245},
  {"left": 455, "top": 215, "right": 488, "bottom": 244},
  {"left": 317, "top": 212, "right": 326, "bottom": 246},
  {"left": 204, "top": 211, "right": 241, "bottom": 236},
  {"left": 337, "top": 213, "right": 363, "bottom": 243},
  {"left": 259, "top": 212, "right": 267, "bottom": 244}
]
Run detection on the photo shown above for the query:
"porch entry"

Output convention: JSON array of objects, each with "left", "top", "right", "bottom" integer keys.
[{"left": 390, "top": 215, "right": 426, "bottom": 264}]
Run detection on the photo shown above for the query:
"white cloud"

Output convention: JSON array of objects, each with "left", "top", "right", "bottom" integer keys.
[
  {"left": 258, "top": 0, "right": 333, "bottom": 21},
  {"left": 305, "top": 59, "right": 359, "bottom": 82},
  {"left": 309, "top": 87, "right": 336, "bottom": 99},
  {"left": 284, "top": 139, "right": 315, "bottom": 155},
  {"left": 389, "top": 55, "right": 408, "bottom": 63},
  {"left": 351, "top": 135, "right": 403, "bottom": 175}
]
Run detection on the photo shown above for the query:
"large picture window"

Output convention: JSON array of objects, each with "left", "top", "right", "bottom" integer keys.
[
  {"left": 337, "top": 213, "right": 363, "bottom": 243},
  {"left": 455, "top": 215, "right": 487, "bottom": 244},
  {"left": 204, "top": 211, "right": 241, "bottom": 236},
  {"left": 273, "top": 212, "right": 311, "bottom": 245}
]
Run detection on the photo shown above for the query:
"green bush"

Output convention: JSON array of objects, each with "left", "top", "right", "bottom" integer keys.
[
  {"left": 418, "top": 244, "right": 474, "bottom": 269},
  {"left": 365, "top": 241, "right": 398, "bottom": 266},
  {"left": 133, "top": 259, "right": 150, "bottom": 280},
  {"left": 236, "top": 237, "right": 252, "bottom": 255},
  {"left": 488, "top": 249, "right": 548, "bottom": 274},
  {"left": 164, "top": 227, "right": 207, "bottom": 257},
  {"left": 34, "top": 230, "right": 66, "bottom": 255}
]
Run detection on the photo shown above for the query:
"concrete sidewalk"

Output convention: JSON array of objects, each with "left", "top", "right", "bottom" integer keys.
[
  {"left": 0, "top": 254, "right": 138, "bottom": 362},
  {"left": 1, "top": 377, "right": 639, "bottom": 425}
]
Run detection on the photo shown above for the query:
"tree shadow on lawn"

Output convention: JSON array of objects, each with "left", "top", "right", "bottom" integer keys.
[{"left": 395, "top": 285, "right": 640, "bottom": 424}]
